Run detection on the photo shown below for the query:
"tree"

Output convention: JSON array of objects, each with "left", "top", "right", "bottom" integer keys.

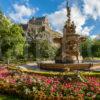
[
  {"left": 28, "top": 39, "right": 57, "bottom": 60},
  {"left": 26, "top": 24, "right": 58, "bottom": 61},
  {"left": 91, "top": 40, "right": 100, "bottom": 57},
  {"left": 80, "top": 37, "right": 93, "bottom": 58},
  {"left": 0, "top": 11, "right": 25, "bottom": 64},
  {"left": 39, "top": 40, "right": 57, "bottom": 60},
  {"left": 80, "top": 37, "right": 100, "bottom": 58}
]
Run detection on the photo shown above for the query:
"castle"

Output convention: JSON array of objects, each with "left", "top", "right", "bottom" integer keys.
[{"left": 22, "top": 16, "right": 61, "bottom": 43}]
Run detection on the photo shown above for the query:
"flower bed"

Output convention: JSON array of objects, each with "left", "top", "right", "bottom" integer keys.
[{"left": 0, "top": 67, "right": 100, "bottom": 100}]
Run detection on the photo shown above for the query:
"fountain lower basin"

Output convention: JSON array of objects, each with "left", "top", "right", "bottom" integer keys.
[{"left": 39, "top": 63, "right": 100, "bottom": 71}]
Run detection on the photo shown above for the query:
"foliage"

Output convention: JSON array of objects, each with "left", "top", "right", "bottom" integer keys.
[
  {"left": 81, "top": 37, "right": 100, "bottom": 58},
  {"left": 25, "top": 22, "right": 58, "bottom": 60},
  {"left": 28, "top": 40, "right": 57, "bottom": 60},
  {"left": 0, "top": 11, "right": 25, "bottom": 63},
  {"left": 80, "top": 37, "right": 93, "bottom": 58},
  {"left": 92, "top": 40, "right": 100, "bottom": 57}
]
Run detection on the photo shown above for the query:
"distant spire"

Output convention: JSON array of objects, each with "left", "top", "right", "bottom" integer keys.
[
  {"left": 66, "top": 0, "right": 69, "bottom": 8},
  {"left": 66, "top": 0, "right": 71, "bottom": 22}
]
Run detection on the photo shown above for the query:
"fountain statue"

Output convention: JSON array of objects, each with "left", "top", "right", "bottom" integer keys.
[{"left": 54, "top": 1, "right": 85, "bottom": 64}]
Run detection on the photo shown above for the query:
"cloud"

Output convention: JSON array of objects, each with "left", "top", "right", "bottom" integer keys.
[
  {"left": 83, "top": 0, "right": 100, "bottom": 20},
  {"left": 47, "top": 0, "right": 98, "bottom": 36},
  {"left": 95, "top": 34, "right": 100, "bottom": 40},
  {"left": 9, "top": 4, "right": 39, "bottom": 23},
  {"left": 81, "top": 26, "right": 94, "bottom": 36},
  {"left": 58, "top": 0, "right": 66, "bottom": 9},
  {"left": 47, "top": 5, "right": 91, "bottom": 36},
  {"left": 24, "top": 0, "right": 30, "bottom": 6},
  {"left": 71, "top": 5, "right": 87, "bottom": 34},
  {"left": 90, "top": 34, "right": 100, "bottom": 40},
  {"left": 47, "top": 9, "right": 67, "bottom": 33},
  {"left": 90, "top": 35, "right": 97, "bottom": 39}
]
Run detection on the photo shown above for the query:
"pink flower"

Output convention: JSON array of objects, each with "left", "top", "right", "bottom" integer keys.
[
  {"left": 51, "top": 87, "right": 56, "bottom": 93},
  {"left": 46, "top": 79, "right": 52, "bottom": 84}
]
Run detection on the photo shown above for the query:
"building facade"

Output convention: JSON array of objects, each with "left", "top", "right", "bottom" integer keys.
[{"left": 22, "top": 16, "right": 61, "bottom": 43}]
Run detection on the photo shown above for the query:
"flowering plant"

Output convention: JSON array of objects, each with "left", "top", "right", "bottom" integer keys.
[{"left": 0, "top": 66, "right": 99, "bottom": 99}]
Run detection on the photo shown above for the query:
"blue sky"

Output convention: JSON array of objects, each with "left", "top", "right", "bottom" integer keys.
[{"left": 0, "top": 0, "right": 100, "bottom": 37}]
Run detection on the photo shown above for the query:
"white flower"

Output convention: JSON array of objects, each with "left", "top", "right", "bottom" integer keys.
[{"left": 24, "top": 88, "right": 31, "bottom": 95}]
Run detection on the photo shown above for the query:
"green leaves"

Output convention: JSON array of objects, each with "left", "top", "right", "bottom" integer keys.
[
  {"left": 0, "top": 11, "right": 25, "bottom": 63},
  {"left": 28, "top": 39, "right": 57, "bottom": 60},
  {"left": 81, "top": 37, "right": 100, "bottom": 58}
]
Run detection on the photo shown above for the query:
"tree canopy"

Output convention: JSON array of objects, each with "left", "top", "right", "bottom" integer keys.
[
  {"left": 81, "top": 37, "right": 100, "bottom": 58},
  {"left": 0, "top": 11, "right": 25, "bottom": 63}
]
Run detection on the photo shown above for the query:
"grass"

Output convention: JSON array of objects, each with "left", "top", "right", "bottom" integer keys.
[
  {"left": 0, "top": 95, "right": 20, "bottom": 100},
  {"left": 84, "top": 57, "right": 100, "bottom": 60}
]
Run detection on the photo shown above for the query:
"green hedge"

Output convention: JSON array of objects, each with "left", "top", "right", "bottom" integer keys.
[{"left": 8, "top": 66, "right": 100, "bottom": 77}]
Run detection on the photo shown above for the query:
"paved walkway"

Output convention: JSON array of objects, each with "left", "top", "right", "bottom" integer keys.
[
  {"left": 16, "top": 63, "right": 38, "bottom": 71},
  {"left": 90, "top": 66, "right": 100, "bottom": 71}
]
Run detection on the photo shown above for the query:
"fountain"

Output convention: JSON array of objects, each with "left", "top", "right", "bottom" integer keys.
[
  {"left": 54, "top": 1, "right": 85, "bottom": 64},
  {"left": 39, "top": 1, "right": 98, "bottom": 71}
]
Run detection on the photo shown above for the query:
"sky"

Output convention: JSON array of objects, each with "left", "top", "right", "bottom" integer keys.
[{"left": 0, "top": 0, "right": 100, "bottom": 38}]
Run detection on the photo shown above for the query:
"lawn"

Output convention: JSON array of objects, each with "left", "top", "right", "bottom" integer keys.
[{"left": 0, "top": 95, "right": 20, "bottom": 100}]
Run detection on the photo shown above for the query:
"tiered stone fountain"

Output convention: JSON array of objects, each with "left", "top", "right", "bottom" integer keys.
[{"left": 39, "top": 1, "right": 93, "bottom": 71}]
